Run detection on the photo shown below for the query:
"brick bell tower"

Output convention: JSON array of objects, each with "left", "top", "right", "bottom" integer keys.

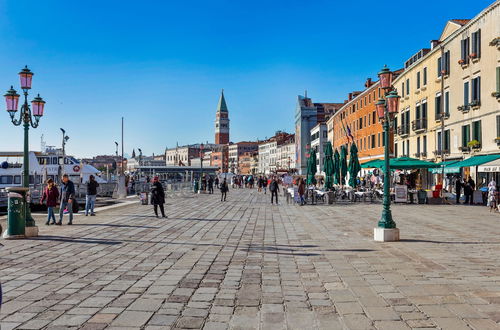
[{"left": 215, "top": 89, "right": 230, "bottom": 144}]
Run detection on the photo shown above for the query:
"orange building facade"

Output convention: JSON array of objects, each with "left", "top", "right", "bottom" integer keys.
[{"left": 327, "top": 79, "right": 394, "bottom": 163}]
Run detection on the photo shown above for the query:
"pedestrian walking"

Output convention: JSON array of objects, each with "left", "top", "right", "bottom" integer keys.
[
  {"left": 455, "top": 176, "right": 463, "bottom": 204},
  {"left": 257, "top": 176, "right": 263, "bottom": 192},
  {"left": 214, "top": 176, "right": 219, "bottom": 189},
  {"left": 270, "top": 177, "right": 279, "bottom": 204},
  {"left": 298, "top": 178, "right": 306, "bottom": 206},
  {"left": 464, "top": 176, "right": 475, "bottom": 205},
  {"left": 85, "top": 175, "right": 99, "bottom": 216},
  {"left": 40, "top": 178, "right": 59, "bottom": 225},
  {"left": 487, "top": 179, "right": 497, "bottom": 212},
  {"left": 220, "top": 178, "right": 228, "bottom": 202},
  {"left": 208, "top": 176, "right": 214, "bottom": 194},
  {"left": 263, "top": 176, "right": 268, "bottom": 194},
  {"left": 151, "top": 176, "right": 166, "bottom": 218},
  {"left": 59, "top": 174, "right": 75, "bottom": 225}
]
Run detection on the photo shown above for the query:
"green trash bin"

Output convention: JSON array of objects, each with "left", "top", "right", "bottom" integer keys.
[{"left": 3, "top": 187, "right": 28, "bottom": 239}]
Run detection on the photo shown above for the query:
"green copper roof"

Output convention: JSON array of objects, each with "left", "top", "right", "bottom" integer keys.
[{"left": 217, "top": 89, "right": 228, "bottom": 112}]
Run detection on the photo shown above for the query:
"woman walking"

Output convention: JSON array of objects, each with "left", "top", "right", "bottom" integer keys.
[
  {"left": 40, "top": 178, "right": 60, "bottom": 225},
  {"left": 151, "top": 176, "right": 167, "bottom": 218},
  {"left": 298, "top": 178, "right": 306, "bottom": 206},
  {"left": 220, "top": 178, "right": 228, "bottom": 202}
]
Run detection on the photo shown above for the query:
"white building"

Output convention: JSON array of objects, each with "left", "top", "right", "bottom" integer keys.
[{"left": 310, "top": 123, "right": 328, "bottom": 175}]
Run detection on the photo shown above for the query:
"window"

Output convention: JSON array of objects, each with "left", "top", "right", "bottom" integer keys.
[
  {"left": 372, "top": 111, "right": 376, "bottom": 124},
  {"left": 371, "top": 135, "right": 375, "bottom": 148},
  {"left": 462, "top": 124, "right": 470, "bottom": 147},
  {"left": 359, "top": 117, "right": 363, "bottom": 129},
  {"left": 464, "top": 81, "right": 469, "bottom": 105},
  {"left": 435, "top": 94, "right": 441, "bottom": 119},
  {"left": 444, "top": 130, "right": 450, "bottom": 151},
  {"left": 497, "top": 115, "right": 500, "bottom": 138},
  {"left": 437, "top": 52, "right": 450, "bottom": 76},
  {"left": 406, "top": 140, "right": 410, "bottom": 156},
  {"left": 472, "top": 120, "right": 481, "bottom": 143},
  {"left": 444, "top": 50, "right": 450, "bottom": 75},
  {"left": 406, "top": 78, "right": 409, "bottom": 95},
  {"left": 378, "top": 133, "right": 380, "bottom": 147},
  {"left": 416, "top": 104, "right": 421, "bottom": 120},
  {"left": 402, "top": 82, "right": 405, "bottom": 97},
  {"left": 496, "top": 66, "right": 500, "bottom": 95},
  {"left": 417, "top": 137, "right": 421, "bottom": 154},
  {"left": 422, "top": 102, "right": 427, "bottom": 119},
  {"left": 417, "top": 72, "right": 421, "bottom": 89},
  {"left": 472, "top": 76, "right": 481, "bottom": 102},
  {"left": 471, "top": 29, "right": 481, "bottom": 58},
  {"left": 394, "top": 143, "right": 398, "bottom": 157},
  {"left": 423, "top": 67, "right": 427, "bottom": 86},
  {"left": 423, "top": 135, "right": 427, "bottom": 153},
  {"left": 444, "top": 91, "right": 449, "bottom": 116},
  {"left": 461, "top": 37, "right": 470, "bottom": 63}
]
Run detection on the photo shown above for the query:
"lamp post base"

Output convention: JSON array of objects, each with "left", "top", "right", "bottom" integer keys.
[
  {"left": 374, "top": 227, "right": 399, "bottom": 242},
  {"left": 25, "top": 226, "right": 39, "bottom": 237}
]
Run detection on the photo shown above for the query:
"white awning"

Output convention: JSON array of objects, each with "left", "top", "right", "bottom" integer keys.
[{"left": 478, "top": 158, "right": 500, "bottom": 172}]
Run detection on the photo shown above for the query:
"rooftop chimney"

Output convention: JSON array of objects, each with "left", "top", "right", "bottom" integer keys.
[
  {"left": 365, "top": 78, "right": 373, "bottom": 88},
  {"left": 430, "top": 40, "right": 440, "bottom": 49}
]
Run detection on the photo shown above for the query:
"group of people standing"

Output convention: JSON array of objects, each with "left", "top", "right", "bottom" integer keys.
[
  {"left": 40, "top": 174, "right": 100, "bottom": 225},
  {"left": 454, "top": 175, "right": 476, "bottom": 205}
]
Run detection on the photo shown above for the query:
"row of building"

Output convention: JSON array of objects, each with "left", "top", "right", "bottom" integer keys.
[{"left": 295, "top": 1, "right": 500, "bottom": 181}]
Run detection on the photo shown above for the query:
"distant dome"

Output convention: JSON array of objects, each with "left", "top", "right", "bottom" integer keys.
[{"left": 1, "top": 161, "right": 9, "bottom": 169}]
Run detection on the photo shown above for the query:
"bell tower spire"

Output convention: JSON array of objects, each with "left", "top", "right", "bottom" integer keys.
[{"left": 215, "top": 89, "right": 230, "bottom": 144}]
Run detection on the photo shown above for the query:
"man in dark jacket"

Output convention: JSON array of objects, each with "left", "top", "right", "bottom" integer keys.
[
  {"left": 151, "top": 176, "right": 166, "bottom": 218},
  {"left": 464, "top": 176, "right": 476, "bottom": 205},
  {"left": 455, "top": 176, "right": 463, "bottom": 204},
  {"left": 270, "top": 177, "right": 280, "bottom": 205},
  {"left": 85, "top": 175, "right": 99, "bottom": 216},
  {"left": 208, "top": 176, "right": 214, "bottom": 194},
  {"left": 59, "top": 174, "right": 75, "bottom": 225}
]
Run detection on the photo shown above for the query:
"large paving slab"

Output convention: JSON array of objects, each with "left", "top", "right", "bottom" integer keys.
[{"left": 1, "top": 188, "right": 500, "bottom": 329}]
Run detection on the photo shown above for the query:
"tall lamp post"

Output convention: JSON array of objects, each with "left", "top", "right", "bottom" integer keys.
[
  {"left": 4, "top": 66, "right": 46, "bottom": 237},
  {"left": 60, "top": 128, "right": 69, "bottom": 175},
  {"left": 374, "top": 65, "right": 401, "bottom": 242}
]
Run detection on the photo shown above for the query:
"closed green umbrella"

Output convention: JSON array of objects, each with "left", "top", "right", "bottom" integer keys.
[
  {"left": 306, "top": 149, "right": 317, "bottom": 185},
  {"left": 348, "top": 143, "right": 361, "bottom": 188},
  {"left": 340, "top": 145, "right": 348, "bottom": 186},
  {"left": 323, "top": 142, "right": 334, "bottom": 190},
  {"left": 333, "top": 149, "right": 340, "bottom": 185}
]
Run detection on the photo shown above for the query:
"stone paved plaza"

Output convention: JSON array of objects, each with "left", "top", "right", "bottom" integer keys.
[{"left": 1, "top": 189, "right": 500, "bottom": 330}]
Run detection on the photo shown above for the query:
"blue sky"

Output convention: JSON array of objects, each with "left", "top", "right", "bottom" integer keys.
[{"left": 0, "top": 0, "right": 493, "bottom": 157}]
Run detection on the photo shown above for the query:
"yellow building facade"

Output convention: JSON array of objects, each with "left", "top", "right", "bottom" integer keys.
[{"left": 393, "top": 0, "right": 500, "bottom": 175}]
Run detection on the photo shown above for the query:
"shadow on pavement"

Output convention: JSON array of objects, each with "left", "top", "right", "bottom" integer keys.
[
  {"left": 400, "top": 238, "right": 500, "bottom": 244},
  {"left": 72, "top": 223, "right": 160, "bottom": 229},
  {"left": 27, "top": 235, "right": 121, "bottom": 245}
]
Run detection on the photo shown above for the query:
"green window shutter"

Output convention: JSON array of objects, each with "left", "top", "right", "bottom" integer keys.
[{"left": 496, "top": 67, "right": 500, "bottom": 93}]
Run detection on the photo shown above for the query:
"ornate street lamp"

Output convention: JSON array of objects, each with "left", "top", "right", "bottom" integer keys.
[
  {"left": 3, "top": 66, "right": 46, "bottom": 238},
  {"left": 374, "top": 65, "right": 400, "bottom": 242}
]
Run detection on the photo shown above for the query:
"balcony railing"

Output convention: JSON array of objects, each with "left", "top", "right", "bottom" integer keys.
[
  {"left": 433, "top": 149, "right": 450, "bottom": 156},
  {"left": 397, "top": 124, "right": 410, "bottom": 137},
  {"left": 411, "top": 118, "right": 427, "bottom": 133},
  {"left": 414, "top": 151, "right": 428, "bottom": 158}
]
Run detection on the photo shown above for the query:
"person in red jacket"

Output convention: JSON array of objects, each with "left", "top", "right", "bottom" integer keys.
[{"left": 40, "top": 178, "right": 60, "bottom": 225}]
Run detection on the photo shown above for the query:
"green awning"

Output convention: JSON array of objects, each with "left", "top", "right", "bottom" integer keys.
[
  {"left": 430, "top": 160, "right": 461, "bottom": 174},
  {"left": 383, "top": 157, "right": 440, "bottom": 170},
  {"left": 361, "top": 157, "right": 439, "bottom": 170},
  {"left": 445, "top": 154, "right": 500, "bottom": 172},
  {"left": 360, "top": 159, "right": 383, "bottom": 168}
]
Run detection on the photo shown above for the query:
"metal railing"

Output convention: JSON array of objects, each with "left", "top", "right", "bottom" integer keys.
[{"left": 412, "top": 118, "right": 427, "bottom": 132}]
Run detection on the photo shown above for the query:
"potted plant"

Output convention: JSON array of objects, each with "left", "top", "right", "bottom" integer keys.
[
  {"left": 468, "top": 140, "right": 481, "bottom": 150},
  {"left": 458, "top": 59, "right": 466, "bottom": 65},
  {"left": 469, "top": 52, "right": 478, "bottom": 59}
]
